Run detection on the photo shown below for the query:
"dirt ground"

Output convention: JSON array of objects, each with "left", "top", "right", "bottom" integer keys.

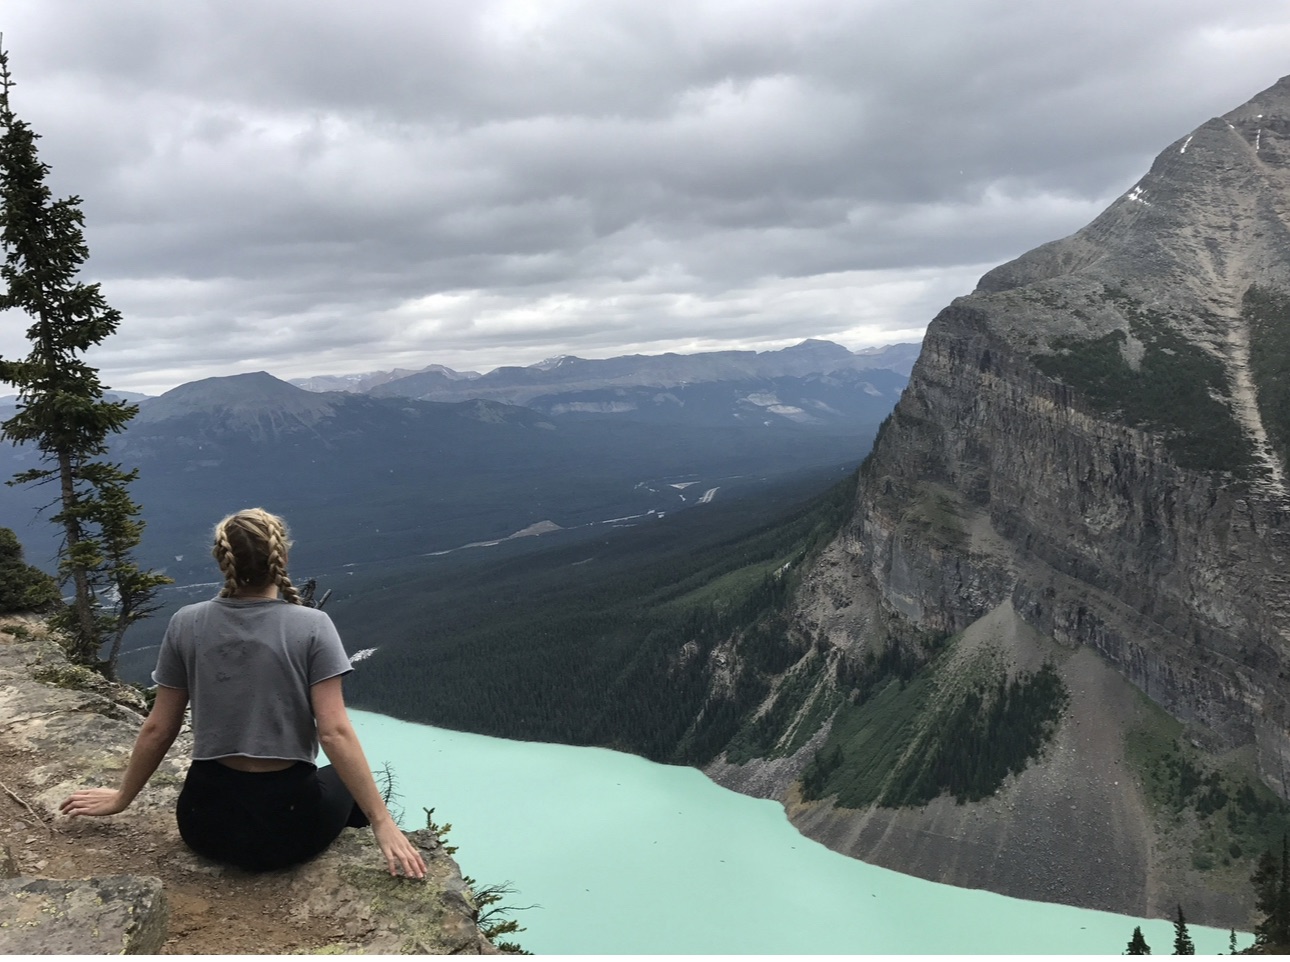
[{"left": 0, "top": 744, "right": 343, "bottom": 955}]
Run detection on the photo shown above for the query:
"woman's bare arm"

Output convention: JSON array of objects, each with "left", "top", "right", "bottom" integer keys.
[
  {"left": 311, "top": 675, "right": 427, "bottom": 878},
  {"left": 60, "top": 685, "right": 189, "bottom": 817}
]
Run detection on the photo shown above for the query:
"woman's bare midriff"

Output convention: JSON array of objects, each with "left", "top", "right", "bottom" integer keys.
[{"left": 216, "top": 756, "right": 295, "bottom": 772}]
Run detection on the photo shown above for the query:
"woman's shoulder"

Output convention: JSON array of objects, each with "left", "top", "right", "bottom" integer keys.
[
  {"left": 163, "top": 598, "right": 221, "bottom": 640},
  {"left": 169, "top": 598, "right": 216, "bottom": 621},
  {"left": 172, "top": 597, "right": 335, "bottom": 626},
  {"left": 277, "top": 602, "right": 338, "bottom": 628}
]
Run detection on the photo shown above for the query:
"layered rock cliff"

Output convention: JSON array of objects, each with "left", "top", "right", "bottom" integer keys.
[{"left": 709, "top": 75, "right": 1290, "bottom": 929}]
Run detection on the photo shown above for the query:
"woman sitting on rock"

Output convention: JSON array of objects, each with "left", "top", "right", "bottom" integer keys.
[{"left": 59, "top": 507, "right": 425, "bottom": 878}]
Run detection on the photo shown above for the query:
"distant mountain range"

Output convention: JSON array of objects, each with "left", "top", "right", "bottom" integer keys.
[
  {"left": 290, "top": 364, "right": 481, "bottom": 394},
  {"left": 291, "top": 339, "right": 919, "bottom": 407},
  {"left": 1, "top": 341, "right": 908, "bottom": 582},
  {"left": 0, "top": 340, "right": 905, "bottom": 730},
  {"left": 1, "top": 352, "right": 900, "bottom": 581},
  {"left": 0, "top": 389, "right": 150, "bottom": 418}
]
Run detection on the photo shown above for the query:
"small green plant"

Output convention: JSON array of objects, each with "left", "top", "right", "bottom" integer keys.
[
  {"left": 32, "top": 661, "right": 104, "bottom": 692},
  {"left": 134, "top": 683, "right": 157, "bottom": 711},
  {"left": 1173, "top": 904, "right": 1195, "bottom": 954},
  {"left": 463, "top": 877, "right": 538, "bottom": 954},
  {"left": 373, "top": 761, "right": 405, "bottom": 825},
  {"left": 422, "top": 807, "right": 458, "bottom": 855},
  {"left": 419, "top": 807, "right": 534, "bottom": 952}
]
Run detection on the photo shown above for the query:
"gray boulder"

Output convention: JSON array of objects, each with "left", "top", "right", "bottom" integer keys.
[{"left": 0, "top": 875, "right": 167, "bottom": 954}]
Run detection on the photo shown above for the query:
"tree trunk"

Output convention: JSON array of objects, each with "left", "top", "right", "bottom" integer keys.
[{"left": 57, "top": 448, "right": 98, "bottom": 664}]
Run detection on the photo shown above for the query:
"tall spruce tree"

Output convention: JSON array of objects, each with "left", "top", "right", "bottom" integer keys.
[
  {"left": 1254, "top": 836, "right": 1290, "bottom": 949},
  {"left": 0, "top": 43, "right": 167, "bottom": 674},
  {"left": 1171, "top": 904, "right": 1195, "bottom": 955},
  {"left": 1126, "top": 924, "right": 1151, "bottom": 955}
]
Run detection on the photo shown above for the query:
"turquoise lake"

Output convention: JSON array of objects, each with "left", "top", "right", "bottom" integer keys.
[{"left": 347, "top": 709, "right": 1238, "bottom": 955}]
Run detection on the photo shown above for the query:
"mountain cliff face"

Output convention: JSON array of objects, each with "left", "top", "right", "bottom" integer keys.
[{"left": 709, "top": 75, "right": 1290, "bottom": 927}]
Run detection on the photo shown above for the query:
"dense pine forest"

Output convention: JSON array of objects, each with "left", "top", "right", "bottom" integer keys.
[
  {"left": 334, "top": 455, "right": 1080, "bottom": 813},
  {"left": 338, "top": 466, "right": 859, "bottom": 764}
]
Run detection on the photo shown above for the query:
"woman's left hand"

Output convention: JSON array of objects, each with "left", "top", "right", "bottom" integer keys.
[
  {"left": 373, "top": 818, "right": 428, "bottom": 878},
  {"left": 59, "top": 788, "right": 128, "bottom": 818}
]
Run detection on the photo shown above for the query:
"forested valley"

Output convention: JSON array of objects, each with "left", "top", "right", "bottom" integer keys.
[{"left": 335, "top": 464, "right": 858, "bottom": 764}]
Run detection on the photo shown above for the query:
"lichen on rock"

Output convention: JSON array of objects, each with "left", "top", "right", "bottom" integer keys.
[{"left": 0, "top": 875, "right": 168, "bottom": 955}]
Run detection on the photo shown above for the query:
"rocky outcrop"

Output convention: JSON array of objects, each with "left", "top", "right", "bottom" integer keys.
[
  {"left": 0, "top": 617, "right": 499, "bottom": 954},
  {"left": 712, "top": 75, "right": 1290, "bottom": 929},
  {"left": 0, "top": 876, "right": 168, "bottom": 954},
  {"left": 850, "top": 73, "right": 1290, "bottom": 787}
]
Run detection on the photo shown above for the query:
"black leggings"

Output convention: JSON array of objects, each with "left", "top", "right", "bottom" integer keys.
[{"left": 176, "top": 760, "right": 369, "bottom": 872}]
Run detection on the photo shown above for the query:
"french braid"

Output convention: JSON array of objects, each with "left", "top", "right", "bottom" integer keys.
[
  {"left": 266, "top": 521, "right": 302, "bottom": 605},
  {"left": 211, "top": 508, "right": 303, "bottom": 604},
  {"left": 213, "top": 526, "right": 243, "bottom": 598}
]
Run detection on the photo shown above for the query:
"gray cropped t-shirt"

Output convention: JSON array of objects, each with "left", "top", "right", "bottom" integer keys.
[{"left": 152, "top": 597, "right": 353, "bottom": 763}]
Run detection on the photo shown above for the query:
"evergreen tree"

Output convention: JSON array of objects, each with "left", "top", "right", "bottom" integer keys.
[
  {"left": 1280, "top": 834, "right": 1290, "bottom": 946},
  {"left": 0, "top": 44, "right": 167, "bottom": 674},
  {"left": 1254, "top": 835, "right": 1290, "bottom": 949},
  {"left": 1172, "top": 904, "right": 1194, "bottom": 955},
  {"left": 1126, "top": 924, "right": 1151, "bottom": 955},
  {"left": 0, "top": 526, "right": 59, "bottom": 613},
  {"left": 76, "top": 462, "right": 170, "bottom": 678},
  {"left": 1252, "top": 847, "right": 1279, "bottom": 917}
]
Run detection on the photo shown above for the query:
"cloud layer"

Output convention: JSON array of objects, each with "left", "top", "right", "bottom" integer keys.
[{"left": 2, "top": 0, "right": 1288, "bottom": 392}]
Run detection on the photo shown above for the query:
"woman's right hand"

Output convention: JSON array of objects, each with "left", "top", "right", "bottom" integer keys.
[
  {"left": 59, "top": 787, "right": 128, "bottom": 818},
  {"left": 372, "top": 817, "right": 427, "bottom": 878}
]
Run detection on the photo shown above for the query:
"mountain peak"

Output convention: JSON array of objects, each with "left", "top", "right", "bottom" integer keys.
[
  {"left": 783, "top": 339, "right": 852, "bottom": 354},
  {"left": 817, "top": 71, "right": 1290, "bottom": 922},
  {"left": 135, "top": 371, "right": 339, "bottom": 426},
  {"left": 292, "top": 364, "right": 481, "bottom": 393},
  {"left": 531, "top": 355, "right": 583, "bottom": 371}
]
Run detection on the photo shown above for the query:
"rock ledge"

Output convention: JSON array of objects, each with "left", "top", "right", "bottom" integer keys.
[{"left": 0, "top": 616, "right": 499, "bottom": 955}]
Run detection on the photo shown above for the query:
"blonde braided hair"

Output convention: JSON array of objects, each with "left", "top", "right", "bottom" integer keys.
[{"left": 212, "top": 508, "right": 303, "bottom": 604}]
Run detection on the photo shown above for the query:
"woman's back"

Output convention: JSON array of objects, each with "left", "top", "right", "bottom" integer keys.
[
  {"left": 154, "top": 596, "right": 351, "bottom": 765},
  {"left": 61, "top": 507, "right": 427, "bottom": 878}
]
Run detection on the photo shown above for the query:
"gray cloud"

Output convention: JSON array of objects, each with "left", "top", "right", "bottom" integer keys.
[{"left": 2, "top": 0, "right": 1288, "bottom": 392}]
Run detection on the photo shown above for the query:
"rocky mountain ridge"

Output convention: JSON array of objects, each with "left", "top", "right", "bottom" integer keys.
[
  {"left": 702, "top": 74, "right": 1290, "bottom": 928},
  {"left": 296, "top": 338, "right": 920, "bottom": 406},
  {"left": 292, "top": 364, "right": 482, "bottom": 394}
]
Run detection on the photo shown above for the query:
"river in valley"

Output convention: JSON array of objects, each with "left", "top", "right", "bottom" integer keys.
[{"left": 348, "top": 709, "right": 1237, "bottom": 955}]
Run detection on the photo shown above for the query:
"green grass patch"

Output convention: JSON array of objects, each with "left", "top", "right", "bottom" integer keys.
[
  {"left": 896, "top": 483, "right": 966, "bottom": 550},
  {"left": 883, "top": 662, "right": 1068, "bottom": 806},
  {"left": 1123, "top": 705, "right": 1185, "bottom": 804},
  {"left": 803, "top": 655, "right": 1068, "bottom": 809},
  {"left": 1127, "top": 717, "right": 1290, "bottom": 872},
  {"left": 658, "top": 555, "right": 793, "bottom": 613},
  {"left": 783, "top": 681, "right": 844, "bottom": 757},
  {"left": 804, "top": 676, "right": 933, "bottom": 807},
  {"left": 340, "top": 467, "right": 861, "bottom": 767},
  {"left": 725, "top": 653, "right": 828, "bottom": 764},
  {"left": 1033, "top": 286, "right": 1252, "bottom": 475},
  {"left": 1246, "top": 286, "right": 1290, "bottom": 474}
]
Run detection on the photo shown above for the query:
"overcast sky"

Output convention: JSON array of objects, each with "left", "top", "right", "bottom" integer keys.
[{"left": 1, "top": 0, "right": 1287, "bottom": 394}]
